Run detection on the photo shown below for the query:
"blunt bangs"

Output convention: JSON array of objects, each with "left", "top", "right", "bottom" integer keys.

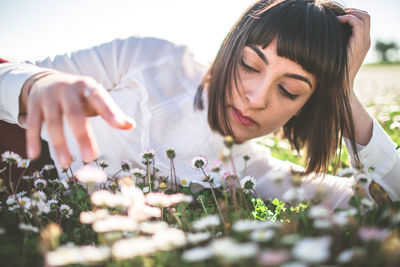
[{"left": 246, "top": 0, "right": 352, "bottom": 83}]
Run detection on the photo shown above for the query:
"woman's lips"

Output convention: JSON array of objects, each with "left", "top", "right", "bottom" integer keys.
[{"left": 231, "top": 107, "right": 256, "bottom": 126}]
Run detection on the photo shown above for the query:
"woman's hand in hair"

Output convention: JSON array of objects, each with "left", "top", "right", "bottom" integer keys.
[
  {"left": 21, "top": 73, "right": 135, "bottom": 168},
  {"left": 337, "top": 9, "right": 373, "bottom": 146},
  {"left": 337, "top": 8, "right": 371, "bottom": 90}
]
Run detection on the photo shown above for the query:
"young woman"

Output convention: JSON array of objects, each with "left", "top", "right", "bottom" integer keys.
[{"left": 1, "top": 0, "right": 399, "bottom": 210}]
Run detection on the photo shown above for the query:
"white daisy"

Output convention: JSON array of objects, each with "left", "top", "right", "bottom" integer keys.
[
  {"left": 140, "top": 148, "right": 156, "bottom": 160},
  {"left": 191, "top": 156, "right": 208, "bottom": 170},
  {"left": 60, "top": 204, "right": 73, "bottom": 218},
  {"left": 42, "top": 164, "right": 55, "bottom": 171},
  {"left": 33, "top": 178, "right": 48, "bottom": 189},
  {"left": 32, "top": 190, "right": 47, "bottom": 201},
  {"left": 59, "top": 179, "right": 70, "bottom": 190},
  {"left": 47, "top": 199, "right": 58, "bottom": 209},
  {"left": 130, "top": 168, "right": 146, "bottom": 178},
  {"left": 1, "top": 151, "right": 22, "bottom": 164},
  {"left": 180, "top": 178, "right": 190, "bottom": 187},
  {"left": 240, "top": 175, "right": 256, "bottom": 194},
  {"left": 17, "top": 159, "right": 31, "bottom": 168},
  {"left": 142, "top": 186, "right": 150, "bottom": 193}
]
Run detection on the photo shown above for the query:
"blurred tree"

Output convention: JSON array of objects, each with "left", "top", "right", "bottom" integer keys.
[{"left": 375, "top": 40, "right": 399, "bottom": 63}]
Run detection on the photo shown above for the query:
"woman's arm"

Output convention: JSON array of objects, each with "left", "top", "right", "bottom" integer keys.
[
  {"left": 1, "top": 37, "right": 189, "bottom": 168},
  {"left": 338, "top": 9, "right": 373, "bottom": 146},
  {"left": 338, "top": 9, "right": 400, "bottom": 201}
]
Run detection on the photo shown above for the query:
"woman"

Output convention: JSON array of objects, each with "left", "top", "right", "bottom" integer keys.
[{"left": 1, "top": 0, "right": 399, "bottom": 210}]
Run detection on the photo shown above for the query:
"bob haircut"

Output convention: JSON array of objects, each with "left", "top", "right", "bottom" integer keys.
[{"left": 194, "top": 0, "right": 360, "bottom": 175}]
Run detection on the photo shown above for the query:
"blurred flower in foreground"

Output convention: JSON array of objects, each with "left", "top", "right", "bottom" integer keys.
[
  {"left": 111, "top": 237, "right": 157, "bottom": 259},
  {"left": 358, "top": 227, "right": 389, "bottom": 242},
  {"left": 80, "top": 209, "right": 109, "bottom": 224},
  {"left": 146, "top": 192, "right": 193, "bottom": 207},
  {"left": 40, "top": 222, "right": 62, "bottom": 252},
  {"left": 233, "top": 219, "right": 281, "bottom": 233},
  {"left": 152, "top": 228, "right": 186, "bottom": 251},
  {"left": 250, "top": 229, "right": 275, "bottom": 242},
  {"left": 75, "top": 165, "right": 107, "bottom": 184},
  {"left": 257, "top": 249, "right": 289, "bottom": 266},
  {"left": 211, "top": 237, "right": 258, "bottom": 262},
  {"left": 182, "top": 247, "right": 214, "bottom": 262},
  {"left": 292, "top": 236, "right": 331, "bottom": 264},
  {"left": 139, "top": 221, "right": 169, "bottom": 234},
  {"left": 186, "top": 231, "right": 211, "bottom": 245},
  {"left": 192, "top": 214, "right": 220, "bottom": 231},
  {"left": 46, "top": 244, "right": 110, "bottom": 266},
  {"left": 92, "top": 215, "right": 138, "bottom": 233}
]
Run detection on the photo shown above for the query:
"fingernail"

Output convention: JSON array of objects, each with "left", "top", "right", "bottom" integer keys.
[
  {"left": 125, "top": 117, "right": 136, "bottom": 128},
  {"left": 27, "top": 147, "right": 34, "bottom": 159}
]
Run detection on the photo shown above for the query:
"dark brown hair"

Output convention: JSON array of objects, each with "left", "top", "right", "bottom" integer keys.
[{"left": 194, "top": 0, "right": 360, "bottom": 175}]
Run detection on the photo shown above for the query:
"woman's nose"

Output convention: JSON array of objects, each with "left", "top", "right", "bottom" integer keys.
[{"left": 245, "top": 85, "right": 271, "bottom": 109}]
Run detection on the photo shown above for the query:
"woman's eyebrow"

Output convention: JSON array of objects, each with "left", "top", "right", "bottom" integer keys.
[
  {"left": 283, "top": 73, "right": 312, "bottom": 89},
  {"left": 248, "top": 44, "right": 312, "bottom": 89},
  {"left": 248, "top": 44, "right": 268, "bottom": 64}
]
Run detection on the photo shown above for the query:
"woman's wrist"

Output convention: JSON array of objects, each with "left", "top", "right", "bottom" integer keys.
[{"left": 19, "top": 71, "right": 58, "bottom": 116}]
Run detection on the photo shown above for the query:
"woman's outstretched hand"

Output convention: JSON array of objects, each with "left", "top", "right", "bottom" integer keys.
[
  {"left": 21, "top": 73, "right": 135, "bottom": 168},
  {"left": 337, "top": 8, "right": 371, "bottom": 90}
]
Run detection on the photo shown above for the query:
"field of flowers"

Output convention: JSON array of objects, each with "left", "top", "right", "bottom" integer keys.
[{"left": 0, "top": 65, "right": 399, "bottom": 266}]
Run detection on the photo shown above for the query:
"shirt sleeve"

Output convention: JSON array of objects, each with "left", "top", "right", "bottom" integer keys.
[
  {"left": 0, "top": 36, "right": 186, "bottom": 126},
  {"left": 0, "top": 62, "right": 54, "bottom": 125},
  {"left": 344, "top": 118, "right": 400, "bottom": 201},
  {"left": 233, "top": 140, "right": 355, "bottom": 212}
]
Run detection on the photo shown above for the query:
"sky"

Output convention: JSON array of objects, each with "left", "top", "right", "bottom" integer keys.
[{"left": 0, "top": 0, "right": 399, "bottom": 64}]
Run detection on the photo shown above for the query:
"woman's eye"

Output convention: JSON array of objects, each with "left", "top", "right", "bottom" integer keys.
[
  {"left": 278, "top": 85, "right": 298, "bottom": 100},
  {"left": 240, "top": 59, "right": 259, "bottom": 73}
]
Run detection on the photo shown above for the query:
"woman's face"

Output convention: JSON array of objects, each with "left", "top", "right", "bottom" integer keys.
[{"left": 227, "top": 40, "right": 317, "bottom": 143}]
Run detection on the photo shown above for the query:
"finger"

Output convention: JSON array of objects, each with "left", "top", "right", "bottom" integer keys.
[
  {"left": 84, "top": 84, "right": 136, "bottom": 129},
  {"left": 61, "top": 93, "right": 99, "bottom": 163},
  {"left": 42, "top": 99, "right": 72, "bottom": 168},
  {"left": 344, "top": 9, "right": 370, "bottom": 31},
  {"left": 26, "top": 97, "right": 43, "bottom": 160},
  {"left": 338, "top": 14, "right": 370, "bottom": 50},
  {"left": 344, "top": 9, "right": 371, "bottom": 45}
]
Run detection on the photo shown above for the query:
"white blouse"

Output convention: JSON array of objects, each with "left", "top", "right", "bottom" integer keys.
[{"left": 1, "top": 37, "right": 399, "bottom": 211}]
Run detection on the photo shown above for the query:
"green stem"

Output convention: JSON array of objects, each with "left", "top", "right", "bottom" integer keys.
[{"left": 199, "top": 197, "right": 208, "bottom": 215}]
